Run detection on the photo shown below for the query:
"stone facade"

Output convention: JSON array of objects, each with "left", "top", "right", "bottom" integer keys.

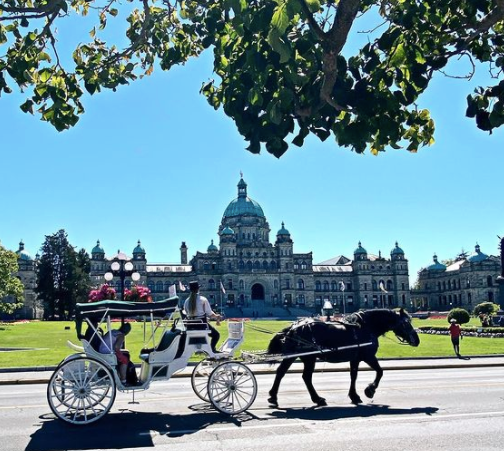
[
  {"left": 89, "top": 177, "right": 410, "bottom": 315},
  {"left": 411, "top": 245, "right": 501, "bottom": 311}
]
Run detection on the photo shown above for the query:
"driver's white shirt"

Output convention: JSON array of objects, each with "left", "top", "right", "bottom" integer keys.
[{"left": 184, "top": 294, "right": 213, "bottom": 318}]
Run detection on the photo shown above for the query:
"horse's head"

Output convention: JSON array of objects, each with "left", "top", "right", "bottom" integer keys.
[{"left": 392, "top": 309, "right": 420, "bottom": 347}]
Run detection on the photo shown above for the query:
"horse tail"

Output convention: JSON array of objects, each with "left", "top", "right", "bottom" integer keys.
[{"left": 267, "top": 332, "right": 286, "bottom": 355}]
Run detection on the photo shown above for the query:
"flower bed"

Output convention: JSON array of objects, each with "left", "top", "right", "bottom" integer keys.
[{"left": 417, "top": 325, "right": 504, "bottom": 338}]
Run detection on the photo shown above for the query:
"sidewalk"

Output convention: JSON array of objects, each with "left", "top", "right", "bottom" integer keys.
[{"left": 1, "top": 355, "right": 503, "bottom": 385}]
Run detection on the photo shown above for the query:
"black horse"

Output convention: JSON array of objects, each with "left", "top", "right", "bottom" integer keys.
[{"left": 267, "top": 308, "right": 420, "bottom": 407}]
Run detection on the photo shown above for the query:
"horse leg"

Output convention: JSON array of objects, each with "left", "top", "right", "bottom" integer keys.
[
  {"left": 348, "top": 359, "right": 362, "bottom": 404},
  {"left": 301, "top": 356, "right": 327, "bottom": 407},
  {"left": 363, "top": 356, "right": 383, "bottom": 399},
  {"left": 268, "top": 358, "right": 294, "bottom": 407}
]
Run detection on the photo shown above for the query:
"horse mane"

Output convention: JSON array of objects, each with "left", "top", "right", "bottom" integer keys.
[{"left": 355, "top": 309, "right": 401, "bottom": 337}]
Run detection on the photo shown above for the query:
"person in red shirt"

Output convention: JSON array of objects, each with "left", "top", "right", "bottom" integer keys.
[{"left": 449, "top": 319, "right": 462, "bottom": 357}]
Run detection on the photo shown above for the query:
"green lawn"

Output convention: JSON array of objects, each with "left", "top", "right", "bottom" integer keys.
[{"left": 0, "top": 318, "right": 503, "bottom": 368}]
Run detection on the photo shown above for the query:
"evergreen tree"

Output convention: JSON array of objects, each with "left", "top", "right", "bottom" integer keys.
[
  {"left": 35, "top": 230, "right": 91, "bottom": 320},
  {"left": 0, "top": 242, "right": 24, "bottom": 315}
]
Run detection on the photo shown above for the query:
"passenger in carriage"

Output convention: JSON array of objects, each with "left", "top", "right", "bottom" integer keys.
[
  {"left": 99, "top": 323, "right": 137, "bottom": 385},
  {"left": 83, "top": 319, "right": 103, "bottom": 351},
  {"left": 184, "top": 281, "right": 222, "bottom": 353}
]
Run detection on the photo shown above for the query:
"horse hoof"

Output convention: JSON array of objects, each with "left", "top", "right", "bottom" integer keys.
[
  {"left": 268, "top": 397, "right": 278, "bottom": 407},
  {"left": 316, "top": 398, "right": 327, "bottom": 407},
  {"left": 350, "top": 396, "right": 362, "bottom": 405},
  {"left": 364, "top": 386, "right": 376, "bottom": 399}
]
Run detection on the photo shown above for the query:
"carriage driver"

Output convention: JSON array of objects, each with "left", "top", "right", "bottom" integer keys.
[{"left": 184, "top": 281, "right": 222, "bottom": 353}]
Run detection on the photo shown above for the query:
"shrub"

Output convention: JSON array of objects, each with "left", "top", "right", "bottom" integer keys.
[{"left": 447, "top": 308, "right": 470, "bottom": 325}]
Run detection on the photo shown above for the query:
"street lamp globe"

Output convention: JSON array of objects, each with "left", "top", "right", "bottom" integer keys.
[
  {"left": 111, "top": 261, "right": 120, "bottom": 271},
  {"left": 131, "top": 272, "right": 141, "bottom": 282},
  {"left": 104, "top": 272, "right": 114, "bottom": 282},
  {"left": 124, "top": 261, "right": 134, "bottom": 271}
]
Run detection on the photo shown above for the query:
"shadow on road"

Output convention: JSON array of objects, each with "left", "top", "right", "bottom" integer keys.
[
  {"left": 26, "top": 404, "right": 438, "bottom": 450},
  {"left": 269, "top": 404, "right": 439, "bottom": 421},
  {"left": 26, "top": 405, "right": 255, "bottom": 451}
]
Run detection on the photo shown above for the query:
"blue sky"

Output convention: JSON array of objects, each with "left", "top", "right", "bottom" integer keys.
[{"left": 1, "top": 11, "right": 503, "bottom": 285}]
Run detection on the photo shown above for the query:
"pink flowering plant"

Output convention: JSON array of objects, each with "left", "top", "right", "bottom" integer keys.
[
  {"left": 124, "top": 285, "right": 152, "bottom": 302},
  {"left": 88, "top": 284, "right": 117, "bottom": 302}
]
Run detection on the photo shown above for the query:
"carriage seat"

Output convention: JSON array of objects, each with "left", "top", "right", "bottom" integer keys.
[{"left": 139, "top": 329, "right": 181, "bottom": 362}]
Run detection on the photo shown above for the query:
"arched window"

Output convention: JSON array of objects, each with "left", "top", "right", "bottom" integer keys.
[
  {"left": 208, "top": 279, "right": 216, "bottom": 290},
  {"left": 297, "top": 279, "right": 305, "bottom": 290},
  {"left": 125, "top": 280, "right": 131, "bottom": 289},
  {"left": 448, "top": 280, "right": 451, "bottom": 290},
  {"left": 297, "top": 294, "right": 305, "bottom": 305},
  {"left": 387, "top": 280, "right": 393, "bottom": 291},
  {"left": 263, "top": 260, "right": 268, "bottom": 269},
  {"left": 323, "top": 280, "right": 329, "bottom": 290},
  {"left": 147, "top": 281, "right": 154, "bottom": 292},
  {"left": 254, "top": 260, "right": 260, "bottom": 269},
  {"left": 331, "top": 281, "right": 337, "bottom": 291},
  {"left": 164, "top": 281, "right": 171, "bottom": 292},
  {"left": 156, "top": 281, "right": 163, "bottom": 292},
  {"left": 372, "top": 280, "right": 378, "bottom": 291},
  {"left": 239, "top": 280, "right": 244, "bottom": 290},
  {"left": 315, "top": 281, "right": 321, "bottom": 291},
  {"left": 487, "top": 275, "right": 493, "bottom": 287},
  {"left": 270, "top": 261, "right": 277, "bottom": 270},
  {"left": 438, "top": 282, "right": 441, "bottom": 291},
  {"left": 247, "top": 261, "right": 252, "bottom": 270},
  {"left": 239, "top": 260, "right": 244, "bottom": 270}
]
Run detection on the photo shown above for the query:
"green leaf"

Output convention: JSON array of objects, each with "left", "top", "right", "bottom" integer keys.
[
  {"left": 39, "top": 69, "right": 52, "bottom": 83},
  {"left": 305, "top": 0, "right": 321, "bottom": 14},
  {"left": 271, "top": 3, "right": 290, "bottom": 35},
  {"left": 267, "top": 29, "right": 291, "bottom": 63}
]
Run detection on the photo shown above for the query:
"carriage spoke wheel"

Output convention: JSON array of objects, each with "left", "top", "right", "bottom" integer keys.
[
  {"left": 207, "top": 361, "right": 257, "bottom": 415},
  {"left": 191, "top": 359, "right": 219, "bottom": 402},
  {"left": 47, "top": 357, "right": 116, "bottom": 425}
]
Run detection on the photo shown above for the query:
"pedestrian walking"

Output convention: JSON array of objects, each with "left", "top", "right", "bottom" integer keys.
[{"left": 449, "top": 318, "right": 462, "bottom": 357}]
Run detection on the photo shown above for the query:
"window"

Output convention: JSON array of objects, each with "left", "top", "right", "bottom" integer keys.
[
  {"left": 364, "top": 283, "right": 367, "bottom": 291},
  {"left": 227, "top": 279, "right": 233, "bottom": 290},
  {"left": 387, "top": 280, "right": 393, "bottom": 291},
  {"left": 297, "top": 294, "right": 306, "bottom": 305},
  {"left": 331, "top": 281, "right": 337, "bottom": 291},
  {"left": 315, "top": 281, "right": 321, "bottom": 291},
  {"left": 209, "top": 279, "right": 216, "bottom": 290},
  {"left": 263, "top": 260, "right": 268, "bottom": 269},
  {"left": 297, "top": 279, "right": 305, "bottom": 290},
  {"left": 164, "top": 281, "right": 171, "bottom": 292},
  {"left": 487, "top": 275, "right": 493, "bottom": 287},
  {"left": 274, "top": 280, "right": 278, "bottom": 289},
  {"left": 402, "top": 294, "right": 406, "bottom": 304},
  {"left": 402, "top": 282, "right": 405, "bottom": 291},
  {"left": 271, "top": 261, "right": 277, "bottom": 270},
  {"left": 347, "top": 283, "right": 352, "bottom": 291},
  {"left": 254, "top": 260, "right": 260, "bottom": 269},
  {"left": 239, "top": 280, "right": 244, "bottom": 290},
  {"left": 323, "top": 280, "right": 329, "bottom": 291},
  {"left": 372, "top": 280, "right": 378, "bottom": 291},
  {"left": 156, "top": 281, "right": 163, "bottom": 292},
  {"left": 285, "top": 279, "right": 291, "bottom": 289},
  {"left": 301, "top": 261, "right": 307, "bottom": 269},
  {"left": 239, "top": 260, "right": 244, "bottom": 270}
]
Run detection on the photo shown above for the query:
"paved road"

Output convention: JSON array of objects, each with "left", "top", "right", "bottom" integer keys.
[{"left": 1, "top": 365, "right": 503, "bottom": 451}]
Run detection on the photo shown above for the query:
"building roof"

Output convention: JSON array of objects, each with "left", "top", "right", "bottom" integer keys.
[
  {"left": 391, "top": 241, "right": 404, "bottom": 255},
  {"left": 222, "top": 177, "right": 265, "bottom": 219},
  {"left": 91, "top": 240, "right": 104, "bottom": 254},
  {"left": 316, "top": 255, "right": 351, "bottom": 266},
  {"left": 277, "top": 222, "right": 290, "bottom": 236},
  {"left": 133, "top": 240, "right": 145, "bottom": 254},
  {"left": 354, "top": 241, "right": 367, "bottom": 255},
  {"left": 467, "top": 244, "right": 489, "bottom": 263},
  {"left": 16, "top": 241, "right": 32, "bottom": 261},
  {"left": 313, "top": 265, "right": 353, "bottom": 273}
]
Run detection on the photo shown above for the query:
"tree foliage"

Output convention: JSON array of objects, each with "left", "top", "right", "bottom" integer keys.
[
  {"left": 473, "top": 301, "right": 501, "bottom": 316},
  {"left": 0, "top": 242, "right": 24, "bottom": 314},
  {"left": 447, "top": 307, "right": 470, "bottom": 325},
  {"left": 2, "top": 0, "right": 504, "bottom": 157},
  {"left": 35, "top": 229, "right": 91, "bottom": 319}
]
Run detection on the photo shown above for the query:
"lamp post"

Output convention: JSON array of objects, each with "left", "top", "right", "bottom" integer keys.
[{"left": 104, "top": 252, "right": 140, "bottom": 301}]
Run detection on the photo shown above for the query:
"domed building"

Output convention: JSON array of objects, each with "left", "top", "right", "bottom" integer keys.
[
  {"left": 86, "top": 176, "right": 411, "bottom": 315},
  {"left": 412, "top": 244, "right": 501, "bottom": 311}
]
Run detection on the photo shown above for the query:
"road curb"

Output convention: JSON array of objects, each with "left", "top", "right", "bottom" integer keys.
[{"left": 1, "top": 359, "right": 503, "bottom": 385}]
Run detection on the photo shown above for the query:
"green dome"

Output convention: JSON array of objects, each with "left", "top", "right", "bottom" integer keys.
[
  {"left": 91, "top": 240, "right": 105, "bottom": 254},
  {"left": 207, "top": 239, "right": 218, "bottom": 252},
  {"left": 223, "top": 177, "right": 265, "bottom": 219},
  {"left": 354, "top": 241, "right": 367, "bottom": 255},
  {"left": 467, "top": 244, "right": 488, "bottom": 262},
  {"left": 133, "top": 240, "right": 145, "bottom": 255},
  {"left": 16, "top": 241, "right": 32, "bottom": 261},
  {"left": 391, "top": 241, "right": 404, "bottom": 255},
  {"left": 221, "top": 226, "right": 235, "bottom": 235},
  {"left": 427, "top": 254, "right": 446, "bottom": 271},
  {"left": 277, "top": 222, "right": 290, "bottom": 236}
]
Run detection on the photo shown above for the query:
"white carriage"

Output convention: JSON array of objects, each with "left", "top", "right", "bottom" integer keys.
[{"left": 46, "top": 298, "right": 257, "bottom": 425}]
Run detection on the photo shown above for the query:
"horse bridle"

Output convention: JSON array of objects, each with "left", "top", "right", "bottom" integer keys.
[{"left": 393, "top": 316, "right": 414, "bottom": 345}]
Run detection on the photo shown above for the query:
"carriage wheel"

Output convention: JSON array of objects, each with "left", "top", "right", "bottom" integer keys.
[
  {"left": 47, "top": 357, "right": 116, "bottom": 425},
  {"left": 191, "top": 359, "right": 218, "bottom": 402},
  {"left": 207, "top": 361, "right": 257, "bottom": 415}
]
